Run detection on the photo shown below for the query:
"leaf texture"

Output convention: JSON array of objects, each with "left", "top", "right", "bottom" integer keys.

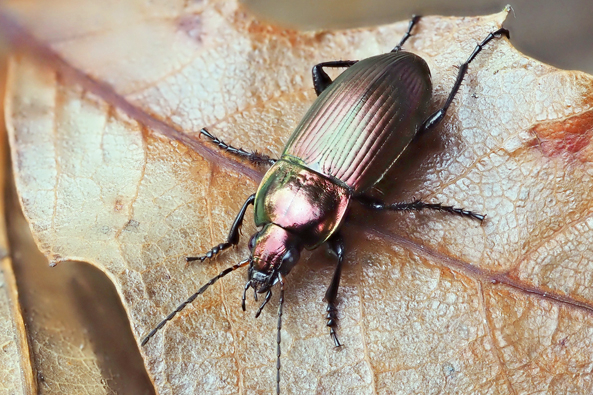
[
  {"left": 0, "top": 202, "right": 30, "bottom": 395},
  {"left": 2, "top": 0, "right": 593, "bottom": 394}
]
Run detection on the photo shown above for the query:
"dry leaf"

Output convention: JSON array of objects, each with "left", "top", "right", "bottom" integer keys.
[
  {"left": 0, "top": 262, "right": 29, "bottom": 395},
  {"left": 0, "top": 48, "right": 34, "bottom": 395},
  {"left": 0, "top": 34, "right": 154, "bottom": 394},
  {"left": 0, "top": 179, "right": 31, "bottom": 395},
  {"left": 2, "top": 0, "right": 593, "bottom": 394},
  {"left": 4, "top": 177, "right": 155, "bottom": 395}
]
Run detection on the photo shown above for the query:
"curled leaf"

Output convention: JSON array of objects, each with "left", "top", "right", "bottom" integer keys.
[
  {"left": 0, "top": 213, "right": 31, "bottom": 395},
  {"left": 2, "top": 0, "right": 593, "bottom": 394}
]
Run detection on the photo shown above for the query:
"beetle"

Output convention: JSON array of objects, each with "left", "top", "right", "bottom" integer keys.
[{"left": 142, "top": 16, "right": 509, "bottom": 394}]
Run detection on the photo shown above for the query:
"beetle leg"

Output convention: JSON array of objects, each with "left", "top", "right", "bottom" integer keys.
[
  {"left": 391, "top": 15, "right": 421, "bottom": 53},
  {"left": 186, "top": 193, "right": 256, "bottom": 263},
  {"left": 356, "top": 195, "right": 485, "bottom": 222},
  {"left": 312, "top": 60, "right": 358, "bottom": 96},
  {"left": 324, "top": 233, "right": 345, "bottom": 347},
  {"left": 200, "top": 128, "right": 277, "bottom": 166},
  {"left": 416, "top": 27, "right": 510, "bottom": 138},
  {"left": 311, "top": 15, "right": 421, "bottom": 96}
]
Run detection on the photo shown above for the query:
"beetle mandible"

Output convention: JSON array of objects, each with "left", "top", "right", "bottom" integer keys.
[{"left": 142, "top": 16, "right": 509, "bottom": 394}]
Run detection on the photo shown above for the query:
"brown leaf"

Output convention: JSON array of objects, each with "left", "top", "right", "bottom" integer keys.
[
  {"left": 0, "top": 46, "right": 34, "bottom": 395},
  {"left": 0, "top": 260, "right": 30, "bottom": 395},
  {"left": 0, "top": 198, "right": 31, "bottom": 395},
  {"left": 4, "top": 175, "right": 155, "bottom": 395},
  {"left": 0, "top": 30, "right": 155, "bottom": 393},
  {"left": 3, "top": 0, "right": 593, "bottom": 394}
]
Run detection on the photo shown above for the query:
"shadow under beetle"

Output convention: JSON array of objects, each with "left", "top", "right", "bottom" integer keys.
[{"left": 142, "top": 16, "right": 509, "bottom": 394}]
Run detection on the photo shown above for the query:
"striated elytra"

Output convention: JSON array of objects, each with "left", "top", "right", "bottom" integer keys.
[{"left": 142, "top": 16, "right": 509, "bottom": 394}]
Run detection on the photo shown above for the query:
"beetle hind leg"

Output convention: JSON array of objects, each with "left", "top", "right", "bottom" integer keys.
[
  {"left": 186, "top": 194, "right": 256, "bottom": 263},
  {"left": 391, "top": 15, "right": 421, "bottom": 53},
  {"left": 357, "top": 195, "right": 486, "bottom": 222},
  {"left": 415, "top": 27, "right": 510, "bottom": 139},
  {"left": 324, "top": 234, "right": 345, "bottom": 347},
  {"left": 199, "top": 128, "right": 277, "bottom": 166}
]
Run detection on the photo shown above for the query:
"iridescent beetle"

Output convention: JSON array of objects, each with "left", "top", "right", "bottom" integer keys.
[{"left": 143, "top": 16, "right": 509, "bottom": 394}]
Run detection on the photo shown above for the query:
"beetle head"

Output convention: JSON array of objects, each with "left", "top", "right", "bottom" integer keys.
[{"left": 247, "top": 223, "right": 302, "bottom": 293}]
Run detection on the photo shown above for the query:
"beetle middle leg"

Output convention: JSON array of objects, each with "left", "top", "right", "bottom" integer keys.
[
  {"left": 391, "top": 14, "right": 421, "bottom": 53},
  {"left": 416, "top": 27, "right": 510, "bottom": 138},
  {"left": 312, "top": 61, "right": 359, "bottom": 96},
  {"left": 324, "top": 233, "right": 345, "bottom": 347},
  {"left": 186, "top": 193, "right": 256, "bottom": 263},
  {"left": 312, "top": 15, "right": 422, "bottom": 96},
  {"left": 356, "top": 195, "right": 485, "bottom": 222},
  {"left": 199, "top": 128, "right": 277, "bottom": 166}
]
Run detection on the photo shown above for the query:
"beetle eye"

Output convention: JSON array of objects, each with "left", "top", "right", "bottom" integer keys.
[
  {"left": 280, "top": 248, "right": 300, "bottom": 275},
  {"left": 248, "top": 233, "right": 258, "bottom": 250}
]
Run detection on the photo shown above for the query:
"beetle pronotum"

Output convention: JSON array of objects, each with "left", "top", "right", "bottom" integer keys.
[{"left": 142, "top": 16, "right": 509, "bottom": 394}]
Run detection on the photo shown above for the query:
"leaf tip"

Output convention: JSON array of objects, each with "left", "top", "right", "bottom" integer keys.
[{"left": 491, "top": 5, "right": 514, "bottom": 27}]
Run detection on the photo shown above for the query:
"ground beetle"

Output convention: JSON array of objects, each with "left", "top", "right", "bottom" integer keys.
[{"left": 142, "top": 16, "right": 509, "bottom": 394}]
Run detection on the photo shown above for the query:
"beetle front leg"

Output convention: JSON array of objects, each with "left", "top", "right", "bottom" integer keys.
[
  {"left": 415, "top": 27, "right": 510, "bottom": 138},
  {"left": 200, "top": 128, "right": 277, "bottom": 166},
  {"left": 356, "top": 195, "right": 485, "bottom": 222},
  {"left": 312, "top": 61, "right": 358, "bottom": 96},
  {"left": 324, "top": 233, "right": 345, "bottom": 347},
  {"left": 186, "top": 194, "right": 256, "bottom": 263}
]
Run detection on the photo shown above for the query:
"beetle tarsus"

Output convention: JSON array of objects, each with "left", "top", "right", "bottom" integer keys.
[
  {"left": 357, "top": 196, "right": 486, "bottom": 222},
  {"left": 186, "top": 194, "right": 256, "bottom": 264},
  {"left": 312, "top": 60, "right": 359, "bottom": 96},
  {"left": 391, "top": 14, "right": 421, "bottom": 53},
  {"left": 416, "top": 27, "right": 509, "bottom": 139},
  {"left": 327, "top": 305, "right": 342, "bottom": 347},
  {"left": 200, "top": 128, "right": 276, "bottom": 165},
  {"left": 324, "top": 234, "right": 345, "bottom": 347},
  {"left": 186, "top": 242, "right": 229, "bottom": 263}
]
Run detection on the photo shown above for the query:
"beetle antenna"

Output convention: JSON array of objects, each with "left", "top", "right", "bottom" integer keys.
[
  {"left": 141, "top": 258, "right": 250, "bottom": 346},
  {"left": 255, "top": 289, "right": 273, "bottom": 318},
  {"left": 276, "top": 274, "right": 285, "bottom": 395}
]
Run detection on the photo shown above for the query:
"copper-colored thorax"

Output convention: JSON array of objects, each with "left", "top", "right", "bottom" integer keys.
[{"left": 254, "top": 159, "right": 351, "bottom": 250}]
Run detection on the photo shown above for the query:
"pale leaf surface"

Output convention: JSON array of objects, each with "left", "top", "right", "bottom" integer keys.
[
  {"left": 5, "top": 175, "right": 155, "bottom": 395},
  {"left": 3, "top": 0, "right": 593, "bottom": 394},
  {"left": 0, "top": 263, "right": 24, "bottom": 395},
  {"left": 3, "top": 58, "right": 156, "bottom": 395}
]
